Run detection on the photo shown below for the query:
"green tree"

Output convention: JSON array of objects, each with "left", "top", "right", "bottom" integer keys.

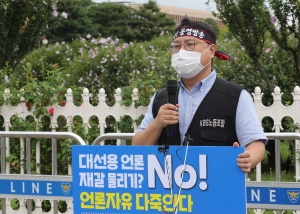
[
  {"left": 204, "top": 18, "right": 220, "bottom": 38},
  {"left": 88, "top": 2, "right": 134, "bottom": 41},
  {"left": 218, "top": 25, "right": 233, "bottom": 40},
  {"left": 48, "top": 1, "right": 175, "bottom": 43},
  {"left": 129, "top": 0, "right": 176, "bottom": 42},
  {"left": 0, "top": 0, "right": 62, "bottom": 69},
  {"left": 48, "top": 0, "right": 96, "bottom": 43},
  {"left": 213, "top": 0, "right": 274, "bottom": 92},
  {"left": 88, "top": 1, "right": 175, "bottom": 42},
  {"left": 267, "top": 0, "right": 300, "bottom": 85}
]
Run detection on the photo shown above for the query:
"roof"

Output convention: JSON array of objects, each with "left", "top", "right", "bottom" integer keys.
[{"left": 130, "top": 4, "right": 218, "bottom": 20}]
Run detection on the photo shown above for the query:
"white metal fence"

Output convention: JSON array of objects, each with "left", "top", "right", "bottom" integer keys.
[{"left": 0, "top": 85, "right": 300, "bottom": 214}]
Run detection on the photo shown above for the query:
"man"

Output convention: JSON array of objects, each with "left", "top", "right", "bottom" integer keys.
[{"left": 132, "top": 17, "right": 267, "bottom": 173}]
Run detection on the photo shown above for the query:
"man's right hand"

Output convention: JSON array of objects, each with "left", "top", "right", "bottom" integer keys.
[
  {"left": 132, "top": 103, "right": 180, "bottom": 145},
  {"left": 154, "top": 103, "right": 180, "bottom": 129}
]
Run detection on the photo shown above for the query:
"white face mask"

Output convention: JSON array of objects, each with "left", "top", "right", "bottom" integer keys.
[{"left": 171, "top": 47, "right": 211, "bottom": 79}]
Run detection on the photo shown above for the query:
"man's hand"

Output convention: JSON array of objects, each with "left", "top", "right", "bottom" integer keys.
[
  {"left": 132, "top": 103, "right": 180, "bottom": 146},
  {"left": 233, "top": 142, "right": 252, "bottom": 173},
  {"left": 154, "top": 104, "right": 180, "bottom": 129}
]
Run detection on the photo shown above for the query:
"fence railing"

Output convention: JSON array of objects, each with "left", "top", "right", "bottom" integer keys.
[
  {"left": 252, "top": 86, "right": 300, "bottom": 184},
  {"left": 1, "top": 132, "right": 300, "bottom": 214},
  {"left": 1, "top": 85, "right": 300, "bottom": 214},
  {"left": 0, "top": 131, "right": 85, "bottom": 214}
]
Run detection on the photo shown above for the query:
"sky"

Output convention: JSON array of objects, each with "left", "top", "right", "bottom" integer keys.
[{"left": 93, "top": 0, "right": 216, "bottom": 11}]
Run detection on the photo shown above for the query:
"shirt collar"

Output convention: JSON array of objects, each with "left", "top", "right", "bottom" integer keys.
[{"left": 178, "top": 70, "right": 217, "bottom": 92}]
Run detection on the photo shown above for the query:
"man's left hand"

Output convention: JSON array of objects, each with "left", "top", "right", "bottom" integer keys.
[{"left": 233, "top": 142, "right": 252, "bottom": 173}]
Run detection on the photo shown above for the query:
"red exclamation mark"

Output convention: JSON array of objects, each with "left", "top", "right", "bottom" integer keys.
[{"left": 199, "top": 154, "right": 208, "bottom": 191}]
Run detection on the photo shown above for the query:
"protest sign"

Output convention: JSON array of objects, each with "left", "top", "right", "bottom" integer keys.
[{"left": 72, "top": 145, "right": 246, "bottom": 213}]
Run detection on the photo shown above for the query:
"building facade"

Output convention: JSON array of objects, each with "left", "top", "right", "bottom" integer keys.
[
  {"left": 93, "top": 1, "right": 224, "bottom": 27},
  {"left": 130, "top": 4, "right": 223, "bottom": 27}
]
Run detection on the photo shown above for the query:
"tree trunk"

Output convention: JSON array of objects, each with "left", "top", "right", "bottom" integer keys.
[{"left": 253, "top": 58, "right": 274, "bottom": 93}]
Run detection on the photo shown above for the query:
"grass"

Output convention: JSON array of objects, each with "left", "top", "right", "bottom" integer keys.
[
  {"left": 248, "top": 169, "right": 296, "bottom": 182},
  {"left": 248, "top": 209, "right": 295, "bottom": 214},
  {"left": 248, "top": 141, "right": 297, "bottom": 182}
]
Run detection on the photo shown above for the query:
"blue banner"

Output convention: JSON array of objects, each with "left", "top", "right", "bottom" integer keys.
[
  {"left": 72, "top": 145, "right": 246, "bottom": 213},
  {"left": 247, "top": 186, "right": 300, "bottom": 205},
  {"left": 0, "top": 179, "right": 72, "bottom": 198}
]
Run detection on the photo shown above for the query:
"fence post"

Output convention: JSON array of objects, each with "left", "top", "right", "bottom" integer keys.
[
  {"left": 26, "top": 137, "right": 32, "bottom": 214},
  {"left": 1, "top": 137, "right": 6, "bottom": 214}
]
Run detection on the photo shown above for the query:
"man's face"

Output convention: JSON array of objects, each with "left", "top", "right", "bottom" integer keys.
[{"left": 172, "top": 36, "right": 215, "bottom": 66}]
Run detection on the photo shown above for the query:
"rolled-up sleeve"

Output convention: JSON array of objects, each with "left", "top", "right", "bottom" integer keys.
[
  {"left": 236, "top": 89, "right": 268, "bottom": 146},
  {"left": 136, "top": 95, "right": 155, "bottom": 133}
]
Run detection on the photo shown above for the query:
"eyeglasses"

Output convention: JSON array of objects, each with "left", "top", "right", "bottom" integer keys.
[{"left": 169, "top": 39, "right": 207, "bottom": 53}]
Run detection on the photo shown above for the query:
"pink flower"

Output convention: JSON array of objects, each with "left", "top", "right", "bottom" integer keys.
[
  {"left": 241, "top": 46, "right": 245, "bottom": 50},
  {"left": 13, "top": 45, "right": 19, "bottom": 52},
  {"left": 115, "top": 47, "right": 122, "bottom": 52},
  {"left": 52, "top": 10, "right": 58, "bottom": 17},
  {"left": 271, "top": 16, "right": 276, "bottom": 23},
  {"left": 5, "top": 75, "right": 9, "bottom": 83},
  {"left": 265, "top": 48, "right": 270, "bottom": 53},
  {"left": 99, "top": 38, "right": 107, "bottom": 44},
  {"left": 61, "top": 12, "right": 68, "bottom": 18},
  {"left": 25, "top": 102, "right": 29, "bottom": 107},
  {"left": 48, "top": 108, "right": 54, "bottom": 115},
  {"left": 86, "top": 34, "right": 91, "bottom": 39},
  {"left": 61, "top": 101, "right": 66, "bottom": 106}
]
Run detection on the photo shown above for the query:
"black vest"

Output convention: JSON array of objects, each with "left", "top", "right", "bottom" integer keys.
[{"left": 152, "top": 77, "right": 244, "bottom": 146}]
